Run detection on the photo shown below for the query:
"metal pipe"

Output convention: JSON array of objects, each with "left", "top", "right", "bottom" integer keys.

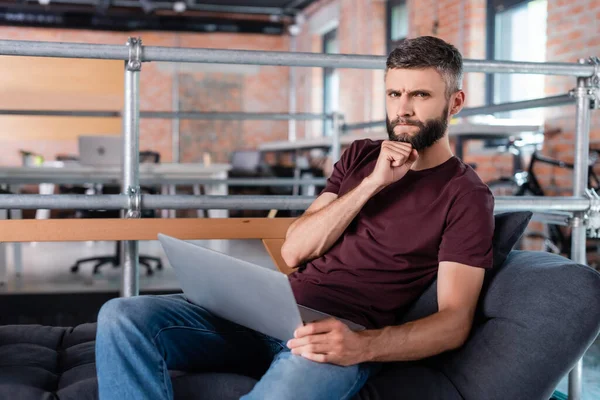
[
  {"left": 0, "top": 195, "right": 591, "bottom": 212},
  {"left": 462, "top": 60, "right": 594, "bottom": 76},
  {"left": 144, "top": 48, "right": 597, "bottom": 76},
  {"left": 569, "top": 214, "right": 585, "bottom": 400},
  {"left": 343, "top": 94, "right": 575, "bottom": 131},
  {"left": 493, "top": 196, "right": 590, "bottom": 213},
  {"left": 458, "top": 94, "right": 574, "bottom": 117},
  {"left": 331, "top": 113, "right": 342, "bottom": 162},
  {"left": 121, "top": 37, "right": 142, "bottom": 299},
  {"left": 0, "top": 109, "right": 332, "bottom": 120},
  {"left": 142, "top": 195, "right": 316, "bottom": 210},
  {"left": 172, "top": 61, "right": 180, "bottom": 163},
  {"left": 0, "top": 194, "right": 126, "bottom": 209},
  {"left": 0, "top": 176, "right": 327, "bottom": 186},
  {"left": 0, "top": 40, "right": 596, "bottom": 76},
  {"left": 141, "top": 111, "right": 331, "bottom": 120},
  {"left": 530, "top": 212, "right": 572, "bottom": 226},
  {"left": 572, "top": 78, "right": 592, "bottom": 201},
  {"left": 146, "top": 46, "right": 383, "bottom": 68},
  {"left": 0, "top": 40, "right": 127, "bottom": 60},
  {"left": 0, "top": 109, "right": 120, "bottom": 117},
  {"left": 568, "top": 66, "right": 593, "bottom": 400},
  {"left": 289, "top": 33, "right": 298, "bottom": 142}
]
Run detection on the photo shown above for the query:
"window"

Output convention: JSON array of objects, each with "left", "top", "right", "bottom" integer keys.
[
  {"left": 323, "top": 28, "right": 339, "bottom": 137},
  {"left": 387, "top": 0, "right": 408, "bottom": 53},
  {"left": 487, "top": 0, "right": 548, "bottom": 121}
]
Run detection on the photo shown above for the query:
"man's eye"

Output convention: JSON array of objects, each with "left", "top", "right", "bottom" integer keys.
[
  {"left": 389, "top": 92, "right": 399, "bottom": 98},
  {"left": 415, "top": 92, "right": 429, "bottom": 98}
]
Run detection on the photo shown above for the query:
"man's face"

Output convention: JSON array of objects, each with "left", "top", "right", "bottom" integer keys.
[{"left": 385, "top": 68, "right": 452, "bottom": 151}]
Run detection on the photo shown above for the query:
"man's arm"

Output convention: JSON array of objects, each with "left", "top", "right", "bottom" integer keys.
[
  {"left": 281, "top": 141, "right": 418, "bottom": 268},
  {"left": 280, "top": 179, "right": 381, "bottom": 268},
  {"left": 363, "top": 261, "right": 485, "bottom": 361},
  {"left": 287, "top": 261, "right": 485, "bottom": 365}
]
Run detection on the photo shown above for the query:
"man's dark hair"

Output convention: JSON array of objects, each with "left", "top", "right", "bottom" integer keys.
[{"left": 386, "top": 36, "right": 463, "bottom": 97}]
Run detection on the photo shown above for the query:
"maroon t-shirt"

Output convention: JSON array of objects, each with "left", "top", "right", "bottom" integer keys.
[{"left": 288, "top": 139, "right": 495, "bottom": 329}]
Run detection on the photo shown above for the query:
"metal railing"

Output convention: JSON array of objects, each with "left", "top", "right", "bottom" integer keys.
[
  {"left": 342, "top": 94, "right": 575, "bottom": 132},
  {"left": 0, "top": 110, "right": 335, "bottom": 120},
  {"left": 0, "top": 38, "right": 598, "bottom": 400},
  {"left": 0, "top": 39, "right": 597, "bottom": 75}
]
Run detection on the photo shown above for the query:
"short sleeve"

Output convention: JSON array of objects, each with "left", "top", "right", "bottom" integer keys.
[
  {"left": 438, "top": 188, "right": 495, "bottom": 269},
  {"left": 321, "top": 140, "right": 362, "bottom": 195}
]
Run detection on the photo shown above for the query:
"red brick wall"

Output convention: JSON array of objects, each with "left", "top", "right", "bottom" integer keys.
[
  {"left": 293, "top": 0, "right": 387, "bottom": 140},
  {"left": 1, "top": 0, "right": 597, "bottom": 176},
  {"left": 541, "top": 0, "right": 600, "bottom": 195},
  {"left": 297, "top": 0, "right": 596, "bottom": 191},
  {"left": 0, "top": 27, "right": 289, "bottom": 165}
]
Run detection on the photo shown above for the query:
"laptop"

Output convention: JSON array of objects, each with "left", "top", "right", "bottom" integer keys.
[
  {"left": 157, "top": 233, "right": 365, "bottom": 342},
  {"left": 78, "top": 135, "right": 122, "bottom": 166}
]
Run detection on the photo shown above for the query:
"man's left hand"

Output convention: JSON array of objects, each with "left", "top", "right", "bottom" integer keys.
[{"left": 286, "top": 318, "right": 372, "bottom": 366}]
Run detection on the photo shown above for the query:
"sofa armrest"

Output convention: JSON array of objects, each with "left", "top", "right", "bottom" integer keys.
[{"left": 439, "top": 250, "right": 600, "bottom": 400}]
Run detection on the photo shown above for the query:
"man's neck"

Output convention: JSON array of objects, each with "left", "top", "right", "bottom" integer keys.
[{"left": 410, "top": 137, "right": 454, "bottom": 171}]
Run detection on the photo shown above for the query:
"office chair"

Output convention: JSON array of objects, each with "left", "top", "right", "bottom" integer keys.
[{"left": 69, "top": 151, "right": 163, "bottom": 276}]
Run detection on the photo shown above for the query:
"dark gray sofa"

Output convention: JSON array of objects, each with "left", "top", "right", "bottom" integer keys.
[{"left": 1, "top": 213, "right": 600, "bottom": 399}]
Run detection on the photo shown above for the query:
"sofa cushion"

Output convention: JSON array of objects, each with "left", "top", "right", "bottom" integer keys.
[
  {"left": 0, "top": 323, "right": 461, "bottom": 400},
  {"left": 394, "top": 251, "right": 600, "bottom": 400},
  {"left": 442, "top": 251, "right": 600, "bottom": 400},
  {"left": 491, "top": 211, "right": 533, "bottom": 268},
  {"left": 0, "top": 323, "right": 97, "bottom": 400}
]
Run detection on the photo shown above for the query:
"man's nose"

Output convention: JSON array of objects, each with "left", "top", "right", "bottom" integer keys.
[{"left": 396, "top": 96, "right": 414, "bottom": 118}]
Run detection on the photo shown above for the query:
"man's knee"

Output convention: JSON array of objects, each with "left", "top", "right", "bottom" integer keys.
[{"left": 97, "top": 296, "right": 156, "bottom": 334}]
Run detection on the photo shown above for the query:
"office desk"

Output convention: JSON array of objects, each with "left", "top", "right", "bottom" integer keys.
[
  {"left": 0, "top": 163, "right": 231, "bottom": 186},
  {"left": 0, "top": 163, "right": 231, "bottom": 283}
]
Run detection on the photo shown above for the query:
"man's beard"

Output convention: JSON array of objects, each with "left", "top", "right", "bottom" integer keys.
[{"left": 386, "top": 105, "right": 449, "bottom": 151}]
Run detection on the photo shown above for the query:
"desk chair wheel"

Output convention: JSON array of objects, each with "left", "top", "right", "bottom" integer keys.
[
  {"left": 71, "top": 256, "right": 160, "bottom": 276},
  {"left": 139, "top": 256, "right": 162, "bottom": 275},
  {"left": 140, "top": 259, "right": 154, "bottom": 276},
  {"left": 70, "top": 257, "right": 117, "bottom": 275}
]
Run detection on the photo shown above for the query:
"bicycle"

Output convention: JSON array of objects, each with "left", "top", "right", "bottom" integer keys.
[{"left": 486, "top": 136, "right": 600, "bottom": 258}]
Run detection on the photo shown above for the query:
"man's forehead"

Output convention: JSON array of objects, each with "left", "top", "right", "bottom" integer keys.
[{"left": 385, "top": 68, "right": 445, "bottom": 91}]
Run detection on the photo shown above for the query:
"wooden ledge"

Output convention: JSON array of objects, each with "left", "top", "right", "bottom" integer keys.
[{"left": 0, "top": 218, "right": 296, "bottom": 243}]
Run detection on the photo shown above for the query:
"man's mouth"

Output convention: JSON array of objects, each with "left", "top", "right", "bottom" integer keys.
[
  {"left": 393, "top": 120, "right": 419, "bottom": 127},
  {"left": 394, "top": 123, "right": 417, "bottom": 129}
]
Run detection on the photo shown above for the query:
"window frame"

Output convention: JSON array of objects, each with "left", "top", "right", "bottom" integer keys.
[
  {"left": 485, "top": 0, "right": 534, "bottom": 106},
  {"left": 322, "top": 27, "right": 338, "bottom": 137},
  {"left": 386, "top": 0, "right": 408, "bottom": 54}
]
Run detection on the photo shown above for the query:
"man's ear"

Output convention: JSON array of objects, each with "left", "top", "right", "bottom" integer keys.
[{"left": 449, "top": 90, "right": 466, "bottom": 116}]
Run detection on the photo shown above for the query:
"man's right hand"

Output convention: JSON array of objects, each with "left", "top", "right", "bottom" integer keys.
[{"left": 366, "top": 141, "right": 419, "bottom": 190}]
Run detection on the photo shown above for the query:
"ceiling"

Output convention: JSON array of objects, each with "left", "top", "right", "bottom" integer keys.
[{"left": 0, "top": 0, "right": 317, "bottom": 34}]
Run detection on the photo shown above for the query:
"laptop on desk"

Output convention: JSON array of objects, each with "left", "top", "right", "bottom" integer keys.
[
  {"left": 157, "top": 233, "right": 365, "bottom": 342},
  {"left": 78, "top": 135, "right": 122, "bottom": 167}
]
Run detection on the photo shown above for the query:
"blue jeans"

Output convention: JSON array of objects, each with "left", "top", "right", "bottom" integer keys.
[{"left": 96, "top": 294, "right": 378, "bottom": 400}]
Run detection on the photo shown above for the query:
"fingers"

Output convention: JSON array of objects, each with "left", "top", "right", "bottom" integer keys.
[
  {"left": 290, "top": 343, "right": 332, "bottom": 356},
  {"left": 383, "top": 140, "right": 413, "bottom": 152},
  {"left": 297, "top": 352, "right": 329, "bottom": 363},
  {"left": 287, "top": 333, "right": 328, "bottom": 349},
  {"left": 294, "top": 318, "right": 340, "bottom": 338},
  {"left": 381, "top": 142, "right": 412, "bottom": 167},
  {"left": 407, "top": 149, "right": 419, "bottom": 163}
]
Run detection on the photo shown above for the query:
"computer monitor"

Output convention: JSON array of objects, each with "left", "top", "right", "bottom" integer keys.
[{"left": 230, "top": 150, "right": 261, "bottom": 174}]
